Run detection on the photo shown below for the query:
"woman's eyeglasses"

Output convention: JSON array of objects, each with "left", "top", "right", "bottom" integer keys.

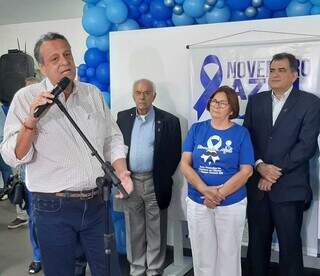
[{"left": 210, "top": 99, "right": 229, "bottom": 109}]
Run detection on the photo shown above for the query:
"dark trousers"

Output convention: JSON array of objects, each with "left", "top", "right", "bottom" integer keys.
[
  {"left": 27, "top": 191, "right": 41, "bottom": 262},
  {"left": 32, "top": 192, "right": 107, "bottom": 276},
  {"left": 247, "top": 195, "right": 304, "bottom": 276},
  {"left": 0, "top": 154, "right": 12, "bottom": 187}
]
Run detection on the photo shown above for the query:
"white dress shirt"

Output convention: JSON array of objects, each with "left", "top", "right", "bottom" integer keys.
[
  {"left": 1, "top": 78, "right": 127, "bottom": 192},
  {"left": 271, "top": 86, "right": 292, "bottom": 125},
  {"left": 255, "top": 86, "right": 292, "bottom": 167}
]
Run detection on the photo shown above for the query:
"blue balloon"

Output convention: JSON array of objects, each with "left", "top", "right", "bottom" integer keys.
[
  {"left": 183, "top": 0, "right": 206, "bottom": 18},
  {"left": 245, "top": 6, "right": 257, "bottom": 17},
  {"left": 80, "top": 77, "right": 88, "bottom": 83},
  {"left": 128, "top": 4, "right": 141, "bottom": 19},
  {"left": 254, "top": 6, "right": 272, "bottom": 18},
  {"left": 264, "top": 0, "right": 290, "bottom": 10},
  {"left": 83, "top": 3, "right": 95, "bottom": 14},
  {"left": 272, "top": 9, "right": 287, "bottom": 17},
  {"left": 153, "top": 20, "right": 168, "bottom": 27},
  {"left": 164, "top": 0, "right": 175, "bottom": 7},
  {"left": 78, "top": 64, "right": 88, "bottom": 78},
  {"left": 286, "top": 0, "right": 312, "bottom": 16},
  {"left": 90, "top": 78, "right": 108, "bottom": 92},
  {"left": 106, "top": 0, "right": 128, "bottom": 24},
  {"left": 296, "top": 0, "right": 309, "bottom": 3},
  {"left": 311, "top": 5, "right": 320, "bottom": 14},
  {"left": 226, "top": 0, "right": 251, "bottom": 10},
  {"left": 95, "top": 34, "right": 110, "bottom": 52},
  {"left": 173, "top": 4, "right": 184, "bottom": 15},
  {"left": 196, "top": 14, "right": 208, "bottom": 24},
  {"left": 166, "top": 18, "right": 174, "bottom": 26},
  {"left": 150, "top": 0, "right": 172, "bottom": 20},
  {"left": 251, "top": 0, "right": 262, "bottom": 8},
  {"left": 84, "top": 0, "right": 100, "bottom": 3},
  {"left": 109, "top": 23, "right": 118, "bottom": 32},
  {"left": 84, "top": 48, "right": 108, "bottom": 68},
  {"left": 86, "top": 35, "right": 97, "bottom": 49},
  {"left": 206, "top": 6, "right": 231, "bottom": 23},
  {"left": 96, "top": 62, "right": 110, "bottom": 84},
  {"left": 204, "top": 3, "right": 213, "bottom": 12},
  {"left": 86, "top": 67, "right": 96, "bottom": 79},
  {"left": 124, "top": 0, "right": 143, "bottom": 5},
  {"left": 96, "top": 0, "right": 108, "bottom": 7},
  {"left": 215, "top": 0, "right": 225, "bottom": 8},
  {"left": 311, "top": 0, "right": 320, "bottom": 5},
  {"left": 116, "top": 19, "right": 140, "bottom": 31},
  {"left": 139, "top": 3, "right": 149, "bottom": 13},
  {"left": 82, "top": 7, "right": 111, "bottom": 36},
  {"left": 139, "top": 13, "right": 154, "bottom": 27},
  {"left": 175, "top": 0, "right": 185, "bottom": 3},
  {"left": 172, "top": 13, "right": 195, "bottom": 26},
  {"left": 103, "top": 0, "right": 119, "bottom": 4},
  {"left": 101, "top": 91, "right": 111, "bottom": 107},
  {"left": 206, "top": 0, "right": 217, "bottom": 5},
  {"left": 231, "top": 9, "right": 248, "bottom": 21}
]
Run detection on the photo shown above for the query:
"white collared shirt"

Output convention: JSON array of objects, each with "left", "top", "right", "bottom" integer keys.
[
  {"left": 1, "top": 78, "right": 127, "bottom": 192},
  {"left": 255, "top": 86, "right": 292, "bottom": 167},
  {"left": 272, "top": 86, "right": 292, "bottom": 125}
]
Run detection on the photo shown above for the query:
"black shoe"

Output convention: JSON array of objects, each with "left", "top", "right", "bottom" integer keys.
[
  {"left": 28, "top": 261, "right": 42, "bottom": 274},
  {"left": 7, "top": 218, "right": 28, "bottom": 229}
]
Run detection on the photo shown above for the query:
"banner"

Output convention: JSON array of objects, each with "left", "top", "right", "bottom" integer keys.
[{"left": 189, "top": 40, "right": 320, "bottom": 256}]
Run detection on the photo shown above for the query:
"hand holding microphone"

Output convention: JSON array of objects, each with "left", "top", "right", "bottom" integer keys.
[
  {"left": 33, "top": 77, "right": 71, "bottom": 118},
  {"left": 23, "top": 77, "right": 71, "bottom": 131}
]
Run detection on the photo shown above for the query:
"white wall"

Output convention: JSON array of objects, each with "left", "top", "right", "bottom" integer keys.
[
  {"left": 110, "top": 15, "right": 320, "bottom": 258},
  {"left": 0, "top": 17, "right": 86, "bottom": 66}
]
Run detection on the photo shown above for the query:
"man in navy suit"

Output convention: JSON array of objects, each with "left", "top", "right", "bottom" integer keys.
[
  {"left": 244, "top": 52, "right": 320, "bottom": 276},
  {"left": 116, "top": 79, "right": 181, "bottom": 276}
]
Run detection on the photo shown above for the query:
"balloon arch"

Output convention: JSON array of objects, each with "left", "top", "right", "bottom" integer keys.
[{"left": 78, "top": 0, "right": 320, "bottom": 106}]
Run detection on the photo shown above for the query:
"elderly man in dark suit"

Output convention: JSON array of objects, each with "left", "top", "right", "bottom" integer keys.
[
  {"left": 116, "top": 79, "right": 181, "bottom": 276},
  {"left": 244, "top": 52, "right": 320, "bottom": 276}
]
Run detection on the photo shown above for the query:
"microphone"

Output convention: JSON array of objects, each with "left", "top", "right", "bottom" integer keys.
[{"left": 33, "top": 77, "right": 71, "bottom": 118}]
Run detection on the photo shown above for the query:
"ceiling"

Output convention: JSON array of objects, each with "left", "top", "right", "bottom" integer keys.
[{"left": 0, "top": 0, "right": 83, "bottom": 25}]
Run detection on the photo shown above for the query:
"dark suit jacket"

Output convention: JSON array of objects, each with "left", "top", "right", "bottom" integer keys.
[
  {"left": 243, "top": 89, "right": 320, "bottom": 203},
  {"left": 116, "top": 106, "right": 181, "bottom": 210}
]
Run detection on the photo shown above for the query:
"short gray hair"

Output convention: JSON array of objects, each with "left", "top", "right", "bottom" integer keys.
[
  {"left": 34, "top": 32, "right": 70, "bottom": 64},
  {"left": 132, "top": 79, "right": 156, "bottom": 95}
]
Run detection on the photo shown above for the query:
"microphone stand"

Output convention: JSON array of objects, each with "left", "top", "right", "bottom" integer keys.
[{"left": 54, "top": 97, "right": 128, "bottom": 276}]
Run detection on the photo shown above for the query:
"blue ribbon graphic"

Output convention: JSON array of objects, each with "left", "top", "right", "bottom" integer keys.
[{"left": 193, "top": 55, "right": 223, "bottom": 120}]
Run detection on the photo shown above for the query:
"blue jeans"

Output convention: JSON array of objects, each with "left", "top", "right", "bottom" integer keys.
[
  {"left": 32, "top": 192, "right": 107, "bottom": 276},
  {"left": 27, "top": 191, "right": 41, "bottom": 262},
  {"left": 0, "top": 154, "right": 12, "bottom": 188}
]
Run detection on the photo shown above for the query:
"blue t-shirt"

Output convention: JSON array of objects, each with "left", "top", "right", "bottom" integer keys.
[{"left": 183, "top": 120, "right": 254, "bottom": 206}]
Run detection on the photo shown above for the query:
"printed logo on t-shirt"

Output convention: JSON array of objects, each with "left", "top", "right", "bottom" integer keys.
[{"left": 196, "top": 135, "right": 233, "bottom": 175}]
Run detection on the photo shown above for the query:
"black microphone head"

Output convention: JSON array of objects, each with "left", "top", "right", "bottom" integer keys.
[
  {"left": 34, "top": 77, "right": 71, "bottom": 118},
  {"left": 58, "top": 77, "right": 71, "bottom": 90},
  {"left": 51, "top": 77, "right": 71, "bottom": 97}
]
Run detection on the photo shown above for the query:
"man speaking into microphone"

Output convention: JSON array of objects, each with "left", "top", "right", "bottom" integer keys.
[{"left": 0, "top": 32, "right": 133, "bottom": 276}]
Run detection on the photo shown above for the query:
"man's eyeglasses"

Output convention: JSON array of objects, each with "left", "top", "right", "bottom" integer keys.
[
  {"left": 134, "top": 91, "right": 153, "bottom": 97},
  {"left": 210, "top": 99, "right": 229, "bottom": 109}
]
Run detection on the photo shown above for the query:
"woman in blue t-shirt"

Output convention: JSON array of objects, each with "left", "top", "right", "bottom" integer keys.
[{"left": 180, "top": 86, "right": 254, "bottom": 276}]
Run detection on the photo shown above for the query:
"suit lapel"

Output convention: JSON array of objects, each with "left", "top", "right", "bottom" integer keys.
[
  {"left": 154, "top": 107, "right": 163, "bottom": 153},
  {"left": 126, "top": 108, "right": 136, "bottom": 147},
  {"left": 263, "top": 91, "right": 273, "bottom": 133},
  {"left": 272, "top": 89, "right": 299, "bottom": 132}
]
